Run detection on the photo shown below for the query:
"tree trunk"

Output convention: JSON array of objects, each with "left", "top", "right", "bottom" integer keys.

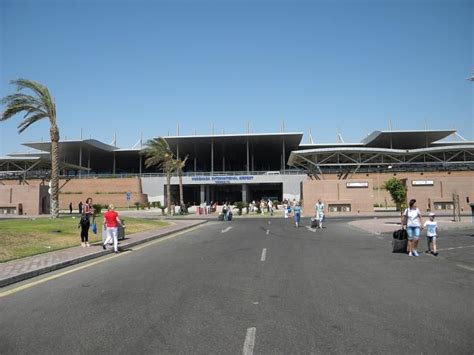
[
  {"left": 178, "top": 170, "right": 184, "bottom": 207},
  {"left": 166, "top": 172, "right": 171, "bottom": 216},
  {"left": 50, "top": 126, "right": 60, "bottom": 218}
]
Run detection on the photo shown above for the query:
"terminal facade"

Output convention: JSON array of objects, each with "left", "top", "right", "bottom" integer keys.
[{"left": 0, "top": 129, "right": 473, "bottom": 215}]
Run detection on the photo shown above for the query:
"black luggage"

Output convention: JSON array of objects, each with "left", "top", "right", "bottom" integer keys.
[
  {"left": 311, "top": 218, "right": 319, "bottom": 228},
  {"left": 227, "top": 212, "right": 233, "bottom": 221},
  {"left": 218, "top": 214, "right": 224, "bottom": 221},
  {"left": 393, "top": 229, "right": 407, "bottom": 240},
  {"left": 392, "top": 229, "right": 408, "bottom": 253}
]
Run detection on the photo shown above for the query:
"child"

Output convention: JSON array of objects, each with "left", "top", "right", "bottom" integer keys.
[
  {"left": 424, "top": 212, "right": 438, "bottom": 256},
  {"left": 294, "top": 202, "right": 302, "bottom": 228}
]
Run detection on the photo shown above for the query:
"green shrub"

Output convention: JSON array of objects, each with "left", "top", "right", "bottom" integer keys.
[
  {"left": 384, "top": 177, "right": 407, "bottom": 212},
  {"left": 234, "top": 201, "right": 245, "bottom": 215},
  {"left": 92, "top": 204, "right": 103, "bottom": 215},
  {"left": 134, "top": 202, "right": 140, "bottom": 210}
]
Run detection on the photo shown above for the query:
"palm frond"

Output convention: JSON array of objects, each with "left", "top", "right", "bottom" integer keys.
[
  {"left": 141, "top": 138, "right": 175, "bottom": 171},
  {"left": 1, "top": 79, "right": 55, "bottom": 132},
  {"left": 11, "top": 79, "right": 49, "bottom": 101},
  {"left": 18, "top": 112, "right": 49, "bottom": 133}
]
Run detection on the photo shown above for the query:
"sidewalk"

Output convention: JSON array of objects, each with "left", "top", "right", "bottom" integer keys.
[
  {"left": 349, "top": 217, "right": 473, "bottom": 235},
  {"left": 0, "top": 219, "right": 207, "bottom": 288}
]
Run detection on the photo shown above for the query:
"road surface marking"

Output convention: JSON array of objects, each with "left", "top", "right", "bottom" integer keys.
[
  {"left": 0, "top": 224, "right": 206, "bottom": 298},
  {"left": 242, "top": 327, "right": 256, "bottom": 355},
  {"left": 266, "top": 229, "right": 270, "bottom": 235},
  {"left": 305, "top": 226, "right": 316, "bottom": 233},
  {"left": 221, "top": 226, "right": 233, "bottom": 233},
  {"left": 260, "top": 248, "right": 267, "bottom": 261},
  {"left": 457, "top": 264, "right": 474, "bottom": 272},
  {"left": 437, "top": 245, "right": 474, "bottom": 252}
]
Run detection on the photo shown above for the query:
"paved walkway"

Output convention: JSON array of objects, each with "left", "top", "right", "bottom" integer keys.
[
  {"left": 349, "top": 216, "right": 473, "bottom": 235},
  {"left": 0, "top": 219, "right": 207, "bottom": 287}
]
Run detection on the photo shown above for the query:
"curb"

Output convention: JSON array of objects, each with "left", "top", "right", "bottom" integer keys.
[{"left": 0, "top": 220, "right": 207, "bottom": 288}]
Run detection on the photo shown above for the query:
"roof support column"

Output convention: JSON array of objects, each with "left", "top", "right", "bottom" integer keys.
[
  {"left": 113, "top": 152, "right": 116, "bottom": 175},
  {"left": 282, "top": 138, "right": 286, "bottom": 171},
  {"left": 194, "top": 144, "right": 197, "bottom": 173},
  {"left": 87, "top": 150, "right": 90, "bottom": 176},
  {"left": 139, "top": 154, "right": 142, "bottom": 176},
  {"left": 246, "top": 138, "right": 250, "bottom": 173},
  {"left": 200, "top": 184, "right": 205, "bottom": 204},
  {"left": 79, "top": 144, "right": 82, "bottom": 177},
  {"left": 211, "top": 140, "right": 214, "bottom": 174},
  {"left": 242, "top": 184, "right": 248, "bottom": 203}
]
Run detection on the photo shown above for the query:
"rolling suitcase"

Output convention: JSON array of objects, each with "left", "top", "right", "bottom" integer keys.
[
  {"left": 392, "top": 229, "right": 408, "bottom": 253},
  {"left": 311, "top": 218, "right": 319, "bottom": 228}
]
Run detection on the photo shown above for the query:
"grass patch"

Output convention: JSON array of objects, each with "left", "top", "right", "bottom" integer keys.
[{"left": 0, "top": 216, "right": 168, "bottom": 263}]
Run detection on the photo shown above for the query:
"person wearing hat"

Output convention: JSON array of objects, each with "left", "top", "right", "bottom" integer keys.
[{"left": 424, "top": 212, "right": 439, "bottom": 256}]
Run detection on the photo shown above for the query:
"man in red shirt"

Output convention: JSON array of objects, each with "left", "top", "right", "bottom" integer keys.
[{"left": 103, "top": 204, "right": 121, "bottom": 253}]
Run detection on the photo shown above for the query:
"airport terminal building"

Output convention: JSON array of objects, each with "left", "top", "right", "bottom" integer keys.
[{"left": 1, "top": 129, "right": 473, "bottom": 215}]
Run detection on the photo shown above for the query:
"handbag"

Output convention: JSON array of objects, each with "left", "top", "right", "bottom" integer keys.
[{"left": 91, "top": 222, "right": 97, "bottom": 234}]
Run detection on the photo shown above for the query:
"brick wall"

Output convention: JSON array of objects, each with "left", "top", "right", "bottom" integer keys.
[
  {"left": 0, "top": 177, "right": 148, "bottom": 212},
  {"left": 302, "top": 179, "right": 374, "bottom": 215},
  {"left": 0, "top": 185, "right": 45, "bottom": 215},
  {"left": 302, "top": 171, "right": 474, "bottom": 214},
  {"left": 58, "top": 177, "right": 148, "bottom": 209}
]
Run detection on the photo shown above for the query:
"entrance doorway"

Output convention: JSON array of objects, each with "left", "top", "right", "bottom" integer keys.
[{"left": 248, "top": 183, "right": 283, "bottom": 202}]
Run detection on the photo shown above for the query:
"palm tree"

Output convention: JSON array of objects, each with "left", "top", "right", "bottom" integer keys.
[
  {"left": 0, "top": 79, "right": 60, "bottom": 218},
  {"left": 174, "top": 155, "right": 189, "bottom": 211},
  {"left": 141, "top": 137, "right": 175, "bottom": 215}
]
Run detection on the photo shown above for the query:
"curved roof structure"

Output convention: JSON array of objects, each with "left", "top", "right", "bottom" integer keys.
[
  {"left": 360, "top": 129, "right": 457, "bottom": 149},
  {"left": 1, "top": 128, "right": 471, "bottom": 177}
]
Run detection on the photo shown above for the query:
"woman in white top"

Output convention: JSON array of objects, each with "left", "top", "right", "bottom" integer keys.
[{"left": 402, "top": 199, "right": 424, "bottom": 257}]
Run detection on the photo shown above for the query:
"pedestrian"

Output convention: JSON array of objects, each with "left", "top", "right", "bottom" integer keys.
[
  {"left": 222, "top": 203, "right": 228, "bottom": 221},
  {"left": 268, "top": 199, "right": 274, "bottom": 216},
  {"left": 69, "top": 202, "right": 73, "bottom": 214},
  {"left": 102, "top": 204, "right": 121, "bottom": 253},
  {"left": 315, "top": 199, "right": 325, "bottom": 229},
  {"left": 402, "top": 199, "right": 423, "bottom": 257},
  {"left": 424, "top": 212, "right": 439, "bottom": 256},
  {"left": 283, "top": 200, "right": 289, "bottom": 218},
  {"left": 78, "top": 200, "right": 83, "bottom": 215},
  {"left": 79, "top": 197, "right": 93, "bottom": 247},
  {"left": 294, "top": 202, "right": 302, "bottom": 228},
  {"left": 225, "top": 202, "right": 231, "bottom": 221}
]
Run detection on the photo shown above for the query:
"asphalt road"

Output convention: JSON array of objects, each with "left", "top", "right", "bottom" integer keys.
[{"left": 1, "top": 218, "right": 473, "bottom": 354}]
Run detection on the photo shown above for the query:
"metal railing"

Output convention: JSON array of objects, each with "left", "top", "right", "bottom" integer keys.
[{"left": 57, "top": 170, "right": 307, "bottom": 179}]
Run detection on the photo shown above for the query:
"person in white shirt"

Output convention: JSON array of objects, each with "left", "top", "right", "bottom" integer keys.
[
  {"left": 424, "top": 212, "right": 439, "bottom": 256},
  {"left": 315, "top": 199, "right": 325, "bottom": 229},
  {"left": 267, "top": 199, "right": 273, "bottom": 216},
  {"left": 402, "top": 199, "right": 424, "bottom": 257},
  {"left": 283, "top": 200, "right": 289, "bottom": 218}
]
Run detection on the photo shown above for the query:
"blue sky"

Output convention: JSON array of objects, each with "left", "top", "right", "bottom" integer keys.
[{"left": 1, "top": 0, "right": 472, "bottom": 155}]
